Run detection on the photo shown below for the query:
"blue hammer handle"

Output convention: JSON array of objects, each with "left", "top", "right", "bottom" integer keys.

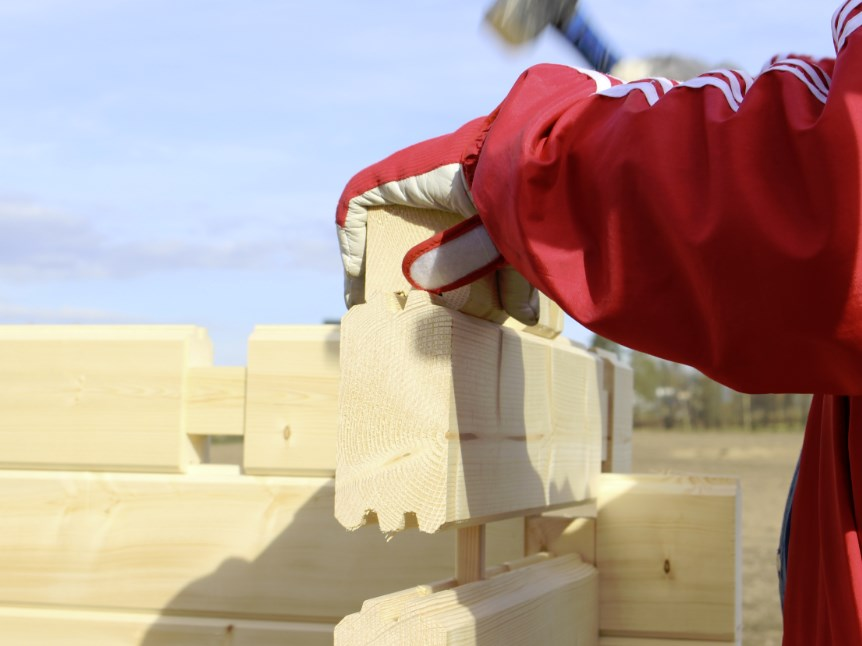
[{"left": 559, "top": 12, "right": 619, "bottom": 74}]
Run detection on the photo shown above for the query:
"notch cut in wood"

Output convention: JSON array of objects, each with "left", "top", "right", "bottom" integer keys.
[{"left": 336, "top": 289, "right": 603, "bottom": 533}]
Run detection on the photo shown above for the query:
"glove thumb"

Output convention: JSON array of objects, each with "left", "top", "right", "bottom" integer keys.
[
  {"left": 402, "top": 215, "right": 540, "bottom": 326},
  {"left": 402, "top": 215, "right": 504, "bottom": 294}
]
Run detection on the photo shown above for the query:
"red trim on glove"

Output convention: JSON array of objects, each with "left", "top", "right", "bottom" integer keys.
[
  {"left": 335, "top": 117, "right": 488, "bottom": 228},
  {"left": 402, "top": 214, "right": 505, "bottom": 294}
]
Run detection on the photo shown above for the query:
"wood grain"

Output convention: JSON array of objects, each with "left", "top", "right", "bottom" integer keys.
[
  {"left": 0, "top": 605, "right": 334, "bottom": 646},
  {"left": 597, "top": 473, "right": 741, "bottom": 642},
  {"left": 0, "top": 325, "right": 211, "bottom": 472},
  {"left": 336, "top": 290, "right": 603, "bottom": 533},
  {"left": 244, "top": 325, "right": 340, "bottom": 475},
  {"left": 335, "top": 554, "right": 598, "bottom": 645},
  {"left": 0, "top": 467, "right": 524, "bottom": 622},
  {"left": 185, "top": 366, "right": 246, "bottom": 437}
]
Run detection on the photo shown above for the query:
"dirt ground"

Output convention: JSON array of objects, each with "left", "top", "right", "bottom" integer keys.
[{"left": 633, "top": 429, "right": 804, "bottom": 646}]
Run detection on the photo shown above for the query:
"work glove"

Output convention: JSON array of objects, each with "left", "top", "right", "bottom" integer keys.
[{"left": 335, "top": 118, "right": 540, "bottom": 325}]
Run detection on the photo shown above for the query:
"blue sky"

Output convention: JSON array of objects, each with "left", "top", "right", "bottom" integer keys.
[{"left": 0, "top": 0, "right": 835, "bottom": 364}]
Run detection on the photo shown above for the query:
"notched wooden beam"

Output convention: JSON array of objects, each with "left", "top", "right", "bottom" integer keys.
[{"left": 336, "top": 289, "right": 602, "bottom": 534}]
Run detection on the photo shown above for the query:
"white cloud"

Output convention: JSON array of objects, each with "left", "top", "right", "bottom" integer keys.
[{"left": 0, "top": 201, "right": 335, "bottom": 281}]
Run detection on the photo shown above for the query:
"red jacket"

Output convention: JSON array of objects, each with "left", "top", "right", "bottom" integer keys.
[
  {"left": 467, "top": 54, "right": 852, "bottom": 395},
  {"left": 460, "top": 2, "right": 862, "bottom": 642}
]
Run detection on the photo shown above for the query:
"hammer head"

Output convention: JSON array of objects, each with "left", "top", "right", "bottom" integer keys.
[{"left": 485, "top": 0, "right": 580, "bottom": 44}]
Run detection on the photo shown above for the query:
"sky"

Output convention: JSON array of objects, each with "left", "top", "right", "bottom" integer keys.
[{"left": 0, "top": 0, "right": 836, "bottom": 364}]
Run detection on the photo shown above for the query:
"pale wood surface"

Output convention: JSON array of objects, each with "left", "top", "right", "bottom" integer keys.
[
  {"left": 599, "top": 384, "right": 610, "bottom": 463},
  {"left": 185, "top": 366, "right": 246, "bottom": 437},
  {"left": 456, "top": 525, "right": 486, "bottom": 585},
  {"left": 335, "top": 553, "right": 553, "bottom": 646},
  {"left": 597, "top": 473, "right": 741, "bottom": 642},
  {"left": 0, "top": 325, "right": 211, "bottom": 472},
  {"left": 595, "top": 350, "right": 634, "bottom": 473},
  {"left": 335, "top": 554, "right": 598, "bottom": 646},
  {"left": 527, "top": 515, "right": 596, "bottom": 565},
  {"left": 336, "top": 290, "right": 602, "bottom": 533},
  {"left": 366, "top": 206, "right": 507, "bottom": 323},
  {"left": 0, "top": 468, "right": 524, "bottom": 622},
  {"left": 484, "top": 517, "right": 527, "bottom": 569},
  {"left": 528, "top": 473, "right": 741, "bottom": 642},
  {"left": 335, "top": 580, "right": 450, "bottom": 645},
  {"left": 244, "top": 325, "right": 340, "bottom": 475},
  {"left": 0, "top": 606, "right": 334, "bottom": 646}
]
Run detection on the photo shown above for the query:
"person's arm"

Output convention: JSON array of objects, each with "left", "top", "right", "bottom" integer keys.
[
  {"left": 460, "top": 26, "right": 855, "bottom": 394},
  {"left": 339, "top": 3, "right": 860, "bottom": 394}
]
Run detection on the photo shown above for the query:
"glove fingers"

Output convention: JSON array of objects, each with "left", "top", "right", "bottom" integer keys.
[
  {"left": 336, "top": 119, "right": 487, "bottom": 291},
  {"left": 402, "top": 215, "right": 504, "bottom": 293},
  {"left": 497, "top": 265, "right": 540, "bottom": 326}
]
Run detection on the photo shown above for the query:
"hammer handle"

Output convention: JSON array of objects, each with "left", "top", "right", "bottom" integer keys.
[{"left": 558, "top": 12, "right": 619, "bottom": 74}]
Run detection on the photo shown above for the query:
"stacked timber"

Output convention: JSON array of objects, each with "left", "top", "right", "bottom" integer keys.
[
  {"left": 334, "top": 206, "right": 741, "bottom": 645},
  {"left": 0, "top": 324, "right": 524, "bottom": 644},
  {"left": 0, "top": 204, "right": 740, "bottom": 645}
]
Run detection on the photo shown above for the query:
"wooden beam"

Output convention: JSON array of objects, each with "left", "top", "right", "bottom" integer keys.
[
  {"left": 185, "top": 366, "right": 246, "bottom": 437},
  {"left": 0, "top": 605, "right": 335, "bottom": 646},
  {"left": 597, "top": 474, "right": 741, "bottom": 642},
  {"left": 244, "top": 325, "right": 340, "bottom": 476},
  {"left": 335, "top": 554, "right": 598, "bottom": 646},
  {"left": 529, "top": 473, "right": 741, "bottom": 642},
  {"left": 0, "top": 325, "right": 212, "bottom": 472},
  {"left": 335, "top": 553, "right": 553, "bottom": 646},
  {"left": 334, "top": 578, "right": 457, "bottom": 646},
  {"left": 0, "top": 468, "right": 524, "bottom": 621},
  {"left": 456, "top": 525, "right": 486, "bottom": 585},
  {"left": 485, "top": 517, "right": 526, "bottom": 569},
  {"left": 365, "top": 206, "right": 505, "bottom": 324},
  {"left": 336, "top": 290, "right": 603, "bottom": 533},
  {"left": 594, "top": 350, "right": 634, "bottom": 473}
]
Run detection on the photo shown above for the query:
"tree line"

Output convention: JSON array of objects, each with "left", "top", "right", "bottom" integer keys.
[{"left": 592, "top": 335, "right": 811, "bottom": 431}]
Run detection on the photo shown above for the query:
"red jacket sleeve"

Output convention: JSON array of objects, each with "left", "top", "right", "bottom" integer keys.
[{"left": 464, "top": 2, "right": 862, "bottom": 394}]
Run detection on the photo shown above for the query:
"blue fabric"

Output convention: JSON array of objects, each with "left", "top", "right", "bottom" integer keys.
[{"left": 779, "top": 454, "right": 801, "bottom": 608}]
